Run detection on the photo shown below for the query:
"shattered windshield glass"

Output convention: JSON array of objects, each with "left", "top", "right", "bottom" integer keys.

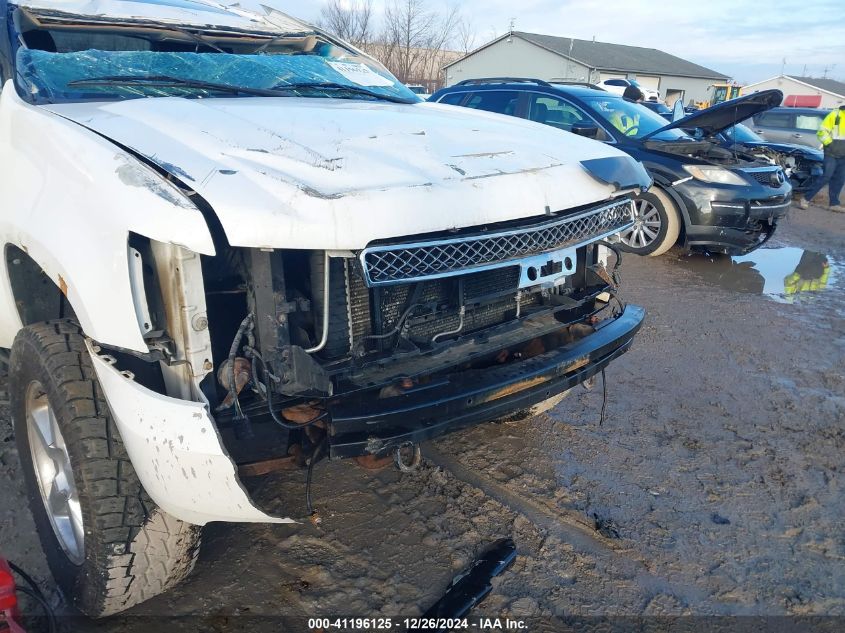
[{"left": 13, "top": 16, "right": 417, "bottom": 104}]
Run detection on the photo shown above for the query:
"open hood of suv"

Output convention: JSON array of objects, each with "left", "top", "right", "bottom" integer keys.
[
  {"left": 43, "top": 98, "right": 638, "bottom": 250},
  {"left": 642, "top": 89, "right": 783, "bottom": 141}
]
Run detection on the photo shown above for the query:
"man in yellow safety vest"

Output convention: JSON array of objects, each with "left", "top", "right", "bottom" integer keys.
[
  {"left": 799, "top": 105, "right": 845, "bottom": 212},
  {"left": 608, "top": 85, "right": 644, "bottom": 136}
]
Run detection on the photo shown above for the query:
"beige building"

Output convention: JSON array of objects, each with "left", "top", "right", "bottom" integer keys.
[
  {"left": 444, "top": 32, "right": 728, "bottom": 106},
  {"left": 743, "top": 75, "right": 845, "bottom": 109}
]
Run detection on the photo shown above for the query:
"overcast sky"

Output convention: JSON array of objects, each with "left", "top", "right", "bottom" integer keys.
[{"left": 246, "top": 0, "right": 844, "bottom": 84}]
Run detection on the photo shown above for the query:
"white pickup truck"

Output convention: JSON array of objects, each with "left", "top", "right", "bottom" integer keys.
[{"left": 0, "top": 0, "right": 648, "bottom": 616}]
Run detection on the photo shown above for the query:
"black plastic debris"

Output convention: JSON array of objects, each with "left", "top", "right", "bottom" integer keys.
[
  {"left": 413, "top": 538, "right": 517, "bottom": 632},
  {"left": 711, "top": 513, "right": 731, "bottom": 525},
  {"left": 593, "top": 512, "right": 621, "bottom": 539}
]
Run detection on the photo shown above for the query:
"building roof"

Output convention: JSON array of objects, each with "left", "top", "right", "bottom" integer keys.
[
  {"left": 446, "top": 31, "right": 728, "bottom": 80},
  {"left": 787, "top": 76, "right": 845, "bottom": 97}
]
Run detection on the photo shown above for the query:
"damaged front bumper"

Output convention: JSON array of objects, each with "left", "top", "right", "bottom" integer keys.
[
  {"left": 676, "top": 180, "right": 792, "bottom": 255},
  {"left": 685, "top": 198, "right": 790, "bottom": 255},
  {"left": 327, "top": 304, "right": 645, "bottom": 458},
  {"left": 86, "top": 341, "right": 294, "bottom": 526}
]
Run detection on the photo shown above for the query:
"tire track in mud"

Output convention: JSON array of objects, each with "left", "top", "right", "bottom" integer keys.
[{"left": 424, "top": 444, "right": 719, "bottom": 611}]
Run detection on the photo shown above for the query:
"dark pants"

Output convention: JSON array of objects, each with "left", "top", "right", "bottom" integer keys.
[{"left": 804, "top": 154, "right": 845, "bottom": 206}]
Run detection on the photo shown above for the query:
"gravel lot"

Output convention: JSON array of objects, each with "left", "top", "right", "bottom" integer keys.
[{"left": 1, "top": 202, "right": 843, "bottom": 631}]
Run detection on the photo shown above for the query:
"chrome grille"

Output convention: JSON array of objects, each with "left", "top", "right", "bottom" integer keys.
[{"left": 360, "top": 199, "right": 634, "bottom": 287}]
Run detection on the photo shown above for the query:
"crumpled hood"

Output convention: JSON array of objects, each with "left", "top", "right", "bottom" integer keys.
[
  {"left": 44, "top": 97, "right": 634, "bottom": 249},
  {"left": 644, "top": 89, "right": 784, "bottom": 141},
  {"left": 738, "top": 141, "right": 824, "bottom": 160}
]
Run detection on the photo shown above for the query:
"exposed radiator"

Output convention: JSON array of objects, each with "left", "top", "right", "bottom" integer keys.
[{"left": 345, "top": 264, "right": 534, "bottom": 353}]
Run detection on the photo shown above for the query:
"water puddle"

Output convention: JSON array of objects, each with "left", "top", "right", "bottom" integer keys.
[{"left": 674, "top": 247, "right": 842, "bottom": 304}]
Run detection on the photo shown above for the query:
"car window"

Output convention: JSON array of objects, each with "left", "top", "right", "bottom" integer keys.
[
  {"left": 463, "top": 91, "right": 520, "bottom": 116},
  {"left": 604, "top": 79, "right": 627, "bottom": 87},
  {"left": 644, "top": 102, "right": 671, "bottom": 115},
  {"left": 795, "top": 114, "right": 825, "bottom": 131},
  {"left": 437, "top": 92, "right": 467, "bottom": 106},
  {"left": 727, "top": 124, "right": 765, "bottom": 143},
  {"left": 755, "top": 112, "right": 793, "bottom": 128},
  {"left": 527, "top": 94, "right": 588, "bottom": 130},
  {"left": 583, "top": 95, "right": 690, "bottom": 140}
]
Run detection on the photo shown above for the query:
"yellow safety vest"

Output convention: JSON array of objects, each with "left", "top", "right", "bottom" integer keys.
[
  {"left": 609, "top": 111, "right": 640, "bottom": 136},
  {"left": 783, "top": 266, "right": 830, "bottom": 295},
  {"left": 818, "top": 110, "right": 845, "bottom": 146}
]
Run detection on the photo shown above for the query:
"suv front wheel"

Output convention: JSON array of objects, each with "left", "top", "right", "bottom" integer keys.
[
  {"left": 10, "top": 321, "right": 201, "bottom": 617},
  {"left": 619, "top": 188, "right": 681, "bottom": 257}
]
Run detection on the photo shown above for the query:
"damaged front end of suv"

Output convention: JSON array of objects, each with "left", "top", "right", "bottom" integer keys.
[
  {"left": 214, "top": 195, "right": 646, "bottom": 461},
  {"left": 0, "top": 0, "right": 647, "bottom": 616}
]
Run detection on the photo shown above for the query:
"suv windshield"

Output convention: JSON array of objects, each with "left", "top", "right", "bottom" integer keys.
[
  {"left": 11, "top": 10, "right": 416, "bottom": 105},
  {"left": 582, "top": 96, "right": 690, "bottom": 141}
]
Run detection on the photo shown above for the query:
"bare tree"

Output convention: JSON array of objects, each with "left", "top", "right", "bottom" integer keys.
[
  {"left": 379, "top": 0, "right": 461, "bottom": 90},
  {"left": 455, "top": 15, "right": 477, "bottom": 56},
  {"left": 318, "top": 0, "right": 374, "bottom": 48}
]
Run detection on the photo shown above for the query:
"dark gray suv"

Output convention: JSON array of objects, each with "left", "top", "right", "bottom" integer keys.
[{"left": 748, "top": 107, "right": 830, "bottom": 148}]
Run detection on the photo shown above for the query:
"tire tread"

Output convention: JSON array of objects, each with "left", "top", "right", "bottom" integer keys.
[{"left": 10, "top": 320, "right": 200, "bottom": 617}]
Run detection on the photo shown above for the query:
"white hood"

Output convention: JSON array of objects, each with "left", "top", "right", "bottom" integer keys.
[{"left": 45, "top": 98, "right": 633, "bottom": 249}]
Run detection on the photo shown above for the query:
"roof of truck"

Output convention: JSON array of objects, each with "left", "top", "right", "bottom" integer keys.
[{"left": 13, "top": 1, "right": 314, "bottom": 35}]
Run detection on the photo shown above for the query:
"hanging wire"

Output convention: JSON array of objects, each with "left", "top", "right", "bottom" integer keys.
[
  {"left": 9, "top": 561, "right": 57, "bottom": 633},
  {"left": 599, "top": 369, "right": 608, "bottom": 427},
  {"left": 223, "top": 314, "right": 254, "bottom": 416},
  {"left": 306, "top": 439, "right": 327, "bottom": 515},
  {"left": 253, "top": 353, "right": 328, "bottom": 431}
]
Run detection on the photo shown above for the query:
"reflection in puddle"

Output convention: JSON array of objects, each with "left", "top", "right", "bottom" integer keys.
[{"left": 676, "top": 247, "right": 841, "bottom": 303}]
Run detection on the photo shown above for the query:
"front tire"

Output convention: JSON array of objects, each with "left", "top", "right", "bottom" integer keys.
[
  {"left": 619, "top": 188, "right": 682, "bottom": 257},
  {"left": 10, "top": 321, "right": 201, "bottom": 617}
]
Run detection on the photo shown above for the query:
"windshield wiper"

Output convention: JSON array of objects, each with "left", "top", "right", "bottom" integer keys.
[
  {"left": 271, "top": 82, "right": 418, "bottom": 104},
  {"left": 67, "top": 75, "right": 283, "bottom": 97},
  {"left": 67, "top": 76, "right": 417, "bottom": 104}
]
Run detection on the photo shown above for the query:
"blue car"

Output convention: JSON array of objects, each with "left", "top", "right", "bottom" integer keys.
[
  {"left": 719, "top": 124, "right": 824, "bottom": 193},
  {"left": 431, "top": 80, "right": 793, "bottom": 256}
]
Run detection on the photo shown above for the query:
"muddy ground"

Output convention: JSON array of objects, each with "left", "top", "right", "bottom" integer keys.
[{"left": 1, "top": 203, "right": 843, "bottom": 631}]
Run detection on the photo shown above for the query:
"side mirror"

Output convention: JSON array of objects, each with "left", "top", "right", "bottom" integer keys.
[{"left": 571, "top": 122, "right": 600, "bottom": 139}]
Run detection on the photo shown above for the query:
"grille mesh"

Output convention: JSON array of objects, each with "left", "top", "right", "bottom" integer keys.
[
  {"left": 361, "top": 200, "right": 633, "bottom": 286},
  {"left": 746, "top": 169, "right": 780, "bottom": 186}
]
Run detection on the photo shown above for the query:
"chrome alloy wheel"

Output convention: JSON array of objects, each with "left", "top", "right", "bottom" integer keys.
[
  {"left": 26, "top": 381, "right": 85, "bottom": 564},
  {"left": 620, "top": 198, "right": 662, "bottom": 249}
]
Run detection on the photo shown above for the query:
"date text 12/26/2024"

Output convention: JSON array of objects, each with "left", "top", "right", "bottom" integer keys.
[{"left": 308, "top": 618, "right": 529, "bottom": 630}]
